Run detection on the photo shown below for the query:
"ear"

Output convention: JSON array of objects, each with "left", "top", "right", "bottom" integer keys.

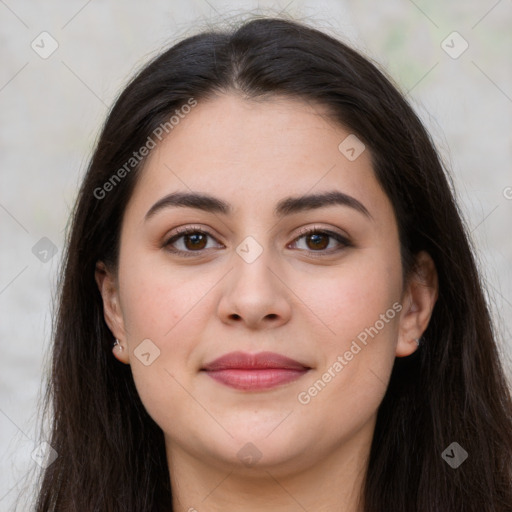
[
  {"left": 396, "top": 251, "right": 438, "bottom": 357},
  {"left": 95, "top": 261, "right": 130, "bottom": 364}
]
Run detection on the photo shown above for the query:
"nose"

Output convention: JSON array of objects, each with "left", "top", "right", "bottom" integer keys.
[{"left": 217, "top": 246, "right": 292, "bottom": 330}]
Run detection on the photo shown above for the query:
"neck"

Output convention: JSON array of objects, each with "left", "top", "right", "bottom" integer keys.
[{"left": 165, "top": 416, "right": 375, "bottom": 512}]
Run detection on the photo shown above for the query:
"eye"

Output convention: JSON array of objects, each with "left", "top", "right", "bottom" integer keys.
[
  {"left": 164, "top": 226, "right": 223, "bottom": 257},
  {"left": 288, "top": 227, "right": 351, "bottom": 255},
  {"left": 163, "top": 225, "right": 351, "bottom": 258}
]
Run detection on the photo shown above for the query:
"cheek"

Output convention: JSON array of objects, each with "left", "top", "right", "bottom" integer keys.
[
  {"left": 302, "top": 249, "right": 402, "bottom": 342},
  {"left": 118, "top": 255, "right": 210, "bottom": 341},
  {"left": 116, "top": 255, "right": 222, "bottom": 420},
  {"left": 295, "top": 249, "right": 402, "bottom": 409}
]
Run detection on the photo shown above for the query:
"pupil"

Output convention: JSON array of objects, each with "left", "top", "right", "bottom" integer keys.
[
  {"left": 309, "top": 233, "right": 327, "bottom": 250},
  {"left": 186, "top": 233, "right": 206, "bottom": 250}
]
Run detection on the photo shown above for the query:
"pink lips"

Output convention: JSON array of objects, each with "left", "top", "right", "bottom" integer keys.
[{"left": 201, "top": 351, "right": 310, "bottom": 391}]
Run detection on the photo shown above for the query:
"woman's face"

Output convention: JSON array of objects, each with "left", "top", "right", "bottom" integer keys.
[{"left": 97, "top": 94, "right": 435, "bottom": 477}]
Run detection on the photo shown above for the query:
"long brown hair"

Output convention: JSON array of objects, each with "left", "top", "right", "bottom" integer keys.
[{"left": 29, "top": 16, "right": 512, "bottom": 511}]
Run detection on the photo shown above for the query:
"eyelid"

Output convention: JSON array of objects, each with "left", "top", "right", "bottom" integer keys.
[
  {"left": 292, "top": 224, "right": 349, "bottom": 240},
  {"left": 167, "top": 224, "right": 219, "bottom": 239}
]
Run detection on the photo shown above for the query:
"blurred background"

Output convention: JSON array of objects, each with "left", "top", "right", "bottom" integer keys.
[{"left": 1, "top": 0, "right": 511, "bottom": 509}]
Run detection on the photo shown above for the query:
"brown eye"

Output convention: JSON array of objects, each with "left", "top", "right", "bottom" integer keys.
[
  {"left": 164, "top": 228, "right": 223, "bottom": 257},
  {"left": 182, "top": 232, "right": 207, "bottom": 250},
  {"left": 290, "top": 228, "right": 351, "bottom": 255},
  {"left": 304, "top": 232, "right": 329, "bottom": 250}
]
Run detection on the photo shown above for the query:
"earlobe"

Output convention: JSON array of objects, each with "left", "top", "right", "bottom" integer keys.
[
  {"left": 95, "top": 262, "right": 130, "bottom": 364},
  {"left": 112, "top": 338, "right": 129, "bottom": 364},
  {"left": 396, "top": 251, "right": 439, "bottom": 357}
]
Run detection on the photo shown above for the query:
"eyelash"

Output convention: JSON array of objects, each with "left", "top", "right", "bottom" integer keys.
[{"left": 163, "top": 225, "right": 352, "bottom": 258}]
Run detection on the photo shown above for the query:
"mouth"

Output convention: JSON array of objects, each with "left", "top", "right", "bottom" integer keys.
[{"left": 201, "top": 351, "right": 311, "bottom": 391}]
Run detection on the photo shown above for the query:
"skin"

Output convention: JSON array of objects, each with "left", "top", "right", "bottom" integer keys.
[{"left": 96, "top": 94, "right": 438, "bottom": 512}]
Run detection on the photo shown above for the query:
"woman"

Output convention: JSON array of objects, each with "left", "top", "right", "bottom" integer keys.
[{"left": 32, "top": 16, "right": 512, "bottom": 511}]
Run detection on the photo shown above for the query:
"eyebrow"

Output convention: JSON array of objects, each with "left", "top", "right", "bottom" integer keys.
[{"left": 144, "top": 190, "right": 372, "bottom": 221}]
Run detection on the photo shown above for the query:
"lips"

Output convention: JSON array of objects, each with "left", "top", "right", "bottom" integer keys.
[{"left": 201, "top": 351, "right": 311, "bottom": 391}]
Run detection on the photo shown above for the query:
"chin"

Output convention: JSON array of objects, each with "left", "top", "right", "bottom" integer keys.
[{"left": 203, "top": 425, "right": 314, "bottom": 471}]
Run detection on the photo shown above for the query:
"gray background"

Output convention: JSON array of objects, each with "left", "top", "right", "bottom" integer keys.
[{"left": 1, "top": 1, "right": 511, "bottom": 509}]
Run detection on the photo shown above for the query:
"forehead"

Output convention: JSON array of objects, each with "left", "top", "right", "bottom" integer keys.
[{"left": 125, "top": 93, "right": 391, "bottom": 222}]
